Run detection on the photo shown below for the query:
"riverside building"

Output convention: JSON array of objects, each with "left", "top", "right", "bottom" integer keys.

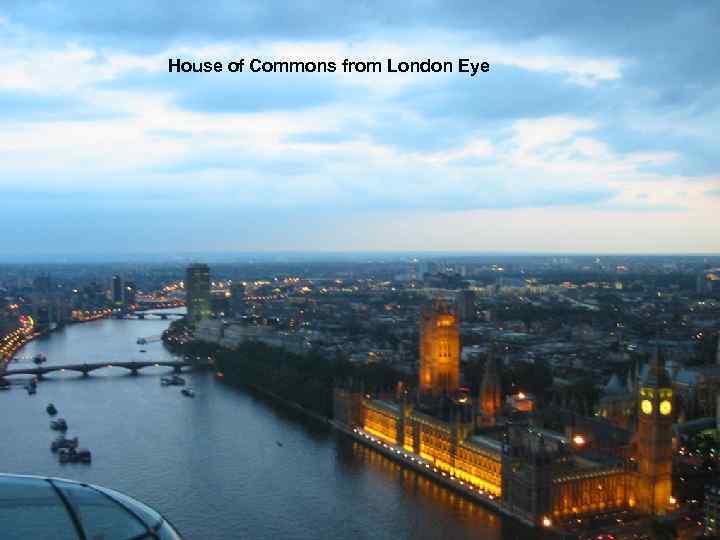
[{"left": 333, "top": 300, "right": 676, "bottom": 530}]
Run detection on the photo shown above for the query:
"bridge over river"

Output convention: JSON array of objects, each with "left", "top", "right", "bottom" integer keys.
[
  {"left": 1, "top": 359, "right": 211, "bottom": 380},
  {"left": 117, "top": 312, "right": 185, "bottom": 320}
]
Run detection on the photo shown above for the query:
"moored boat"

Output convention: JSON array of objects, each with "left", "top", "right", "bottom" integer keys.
[
  {"left": 161, "top": 374, "right": 185, "bottom": 386},
  {"left": 58, "top": 447, "right": 91, "bottom": 464},
  {"left": 74, "top": 448, "right": 92, "bottom": 463},
  {"left": 58, "top": 448, "right": 71, "bottom": 463},
  {"left": 50, "top": 418, "right": 68, "bottom": 431},
  {"left": 51, "top": 436, "right": 79, "bottom": 452}
]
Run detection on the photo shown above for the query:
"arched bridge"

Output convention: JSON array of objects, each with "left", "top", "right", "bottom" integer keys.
[
  {"left": 1, "top": 360, "right": 209, "bottom": 380},
  {"left": 119, "top": 312, "right": 186, "bottom": 320}
]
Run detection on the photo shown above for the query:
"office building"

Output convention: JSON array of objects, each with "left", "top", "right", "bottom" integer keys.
[{"left": 186, "top": 264, "right": 212, "bottom": 324}]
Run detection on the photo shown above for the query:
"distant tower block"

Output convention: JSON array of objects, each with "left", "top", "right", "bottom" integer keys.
[
  {"left": 185, "top": 263, "right": 212, "bottom": 324},
  {"left": 478, "top": 343, "right": 503, "bottom": 425},
  {"left": 455, "top": 289, "right": 476, "bottom": 321},
  {"left": 419, "top": 299, "right": 460, "bottom": 399}
]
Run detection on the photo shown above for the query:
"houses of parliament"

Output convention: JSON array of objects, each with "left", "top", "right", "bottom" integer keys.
[{"left": 334, "top": 299, "right": 675, "bottom": 528}]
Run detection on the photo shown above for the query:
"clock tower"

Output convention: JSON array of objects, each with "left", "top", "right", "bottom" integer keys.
[
  {"left": 636, "top": 346, "right": 673, "bottom": 515},
  {"left": 419, "top": 299, "right": 460, "bottom": 400}
]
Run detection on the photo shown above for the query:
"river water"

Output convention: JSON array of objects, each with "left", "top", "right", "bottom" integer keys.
[{"left": 0, "top": 315, "right": 531, "bottom": 540}]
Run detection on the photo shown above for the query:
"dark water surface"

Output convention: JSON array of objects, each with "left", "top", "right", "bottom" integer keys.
[{"left": 1, "top": 316, "right": 531, "bottom": 539}]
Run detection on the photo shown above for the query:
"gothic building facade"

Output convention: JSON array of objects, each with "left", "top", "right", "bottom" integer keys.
[{"left": 333, "top": 302, "right": 676, "bottom": 527}]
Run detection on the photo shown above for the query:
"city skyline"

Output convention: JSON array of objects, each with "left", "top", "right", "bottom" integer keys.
[
  {"left": 2, "top": 254, "right": 720, "bottom": 538},
  {"left": 2, "top": 2, "right": 719, "bottom": 256}
]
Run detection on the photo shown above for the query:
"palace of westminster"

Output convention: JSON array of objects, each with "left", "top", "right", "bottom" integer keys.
[{"left": 334, "top": 299, "right": 676, "bottom": 527}]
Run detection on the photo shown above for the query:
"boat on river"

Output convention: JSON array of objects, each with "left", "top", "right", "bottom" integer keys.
[
  {"left": 59, "top": 447, "right": 92, "bottom": 464},
  {"left": 50, "top": 418, "right": 68, "bottom": 431},
  {"left": 161, "top": 375, "right": 185, "bottom": 386},
  {"left": 181, "top": 388, "right": 195, "bottom": 398},
  {"left": 51, "top": 436, "right": 79, "bottom": 452},
  {"left": 47, "top": 403, "right": 58, "bottom": 415}
]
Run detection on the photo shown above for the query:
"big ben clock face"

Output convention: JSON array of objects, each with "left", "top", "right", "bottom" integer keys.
[
  {"left": 659, "top": 400, "right": 672, "bottom": 415},
  {"left": 641, "top": 399, "right": 653, "bottom": 415}
]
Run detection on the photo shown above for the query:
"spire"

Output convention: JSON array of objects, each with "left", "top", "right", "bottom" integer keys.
[
  {"left": 433, "top": 293, "right": 451, "bottom": 314},
  {"left": 604, "top": 373, "right": 624, "bottom": 395},
  {"left": 643, "top": 341, "right": 671, "bottom": 388},
  {"left": 479, "top": 342, "right": 503, "bottom": 419}
]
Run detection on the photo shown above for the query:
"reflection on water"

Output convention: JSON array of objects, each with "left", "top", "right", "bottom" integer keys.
[{"left": 0, "top": 316, "right": 534, "bottom": 540}]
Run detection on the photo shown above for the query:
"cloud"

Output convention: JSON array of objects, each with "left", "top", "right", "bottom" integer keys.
[
  {"left": 396, "top": 65, "right": 594, "bottom": 122},
  {"left": 0, "top": 1, "right": 719, "bottom": 254},
  {"left": 0, "top": 90, "right": 120, "bottom": 121}
]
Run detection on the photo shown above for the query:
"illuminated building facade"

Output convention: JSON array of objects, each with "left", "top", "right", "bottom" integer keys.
[
  {"left": 185, "top": 263, "right": 212, "bottom": 324},
  {"left": 333, "top": 308, "right": 675, "bottom": 528},
  {"left": 360, "top": 396, "right": 503, "bottom": 496},
  {"left": 501, "top": 424, "right": 635, "bottom": 523},
  {"left": 419, "top": 300, "right": 460, "bottom": 400},
  {"left": 335, "top": 387, "right": 642, "bottom": 526}
]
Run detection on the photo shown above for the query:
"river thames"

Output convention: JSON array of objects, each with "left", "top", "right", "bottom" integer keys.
[{"left": 0, "top": 314, "right": 533, "bottom": 539}]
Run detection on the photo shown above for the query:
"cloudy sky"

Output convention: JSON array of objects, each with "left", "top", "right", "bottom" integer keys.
[{"left": 2, "top": 2, "right": 719, "bottom": 257}]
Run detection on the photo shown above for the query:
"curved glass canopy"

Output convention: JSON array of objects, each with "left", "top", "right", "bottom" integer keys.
[{"left": 0, "top": 474, "right": 183, "bottom": 540}]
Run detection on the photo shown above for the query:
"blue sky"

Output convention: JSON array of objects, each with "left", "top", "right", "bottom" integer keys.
[{"left": 1, "top": 2, "right": 719, "bottom": 256}]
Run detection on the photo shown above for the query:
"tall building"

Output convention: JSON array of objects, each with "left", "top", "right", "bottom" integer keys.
[
  {"left": 31, "top": 274, "right": 59, "bottom": 328},
  {"left": 112, "top": 275, "right": 123, "bottom": 306},
  {"left": 635, "top": 346, "right": 674, "bottom": 515},
  {"left": 716, "top": 333, "right": 720, "bottom": 365},
  {"left": 230, "top": 282, "right": 246, "bottom": 318},
  {"left": 186, "top": 264, "right": 212, "bottom": 324},
  {"left": 478, "top": 343, "right": 503, "bottom": 425},
  {"left": 419, "top": 299, "right": 460, "bottom": 400},
  {"left": 124, "top": 281, "right": 137, "bottom": 307},
  {"left": 455, "top": 289, "right": 476, "bottom": 321}
]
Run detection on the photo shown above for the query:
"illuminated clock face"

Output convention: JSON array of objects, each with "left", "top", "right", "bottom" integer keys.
[
  {"left": 641, "top": 399, "right": 653, "bottom": 415},
  {"left": 659, "top": 400, "right": 672, "bottom": 416}
]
